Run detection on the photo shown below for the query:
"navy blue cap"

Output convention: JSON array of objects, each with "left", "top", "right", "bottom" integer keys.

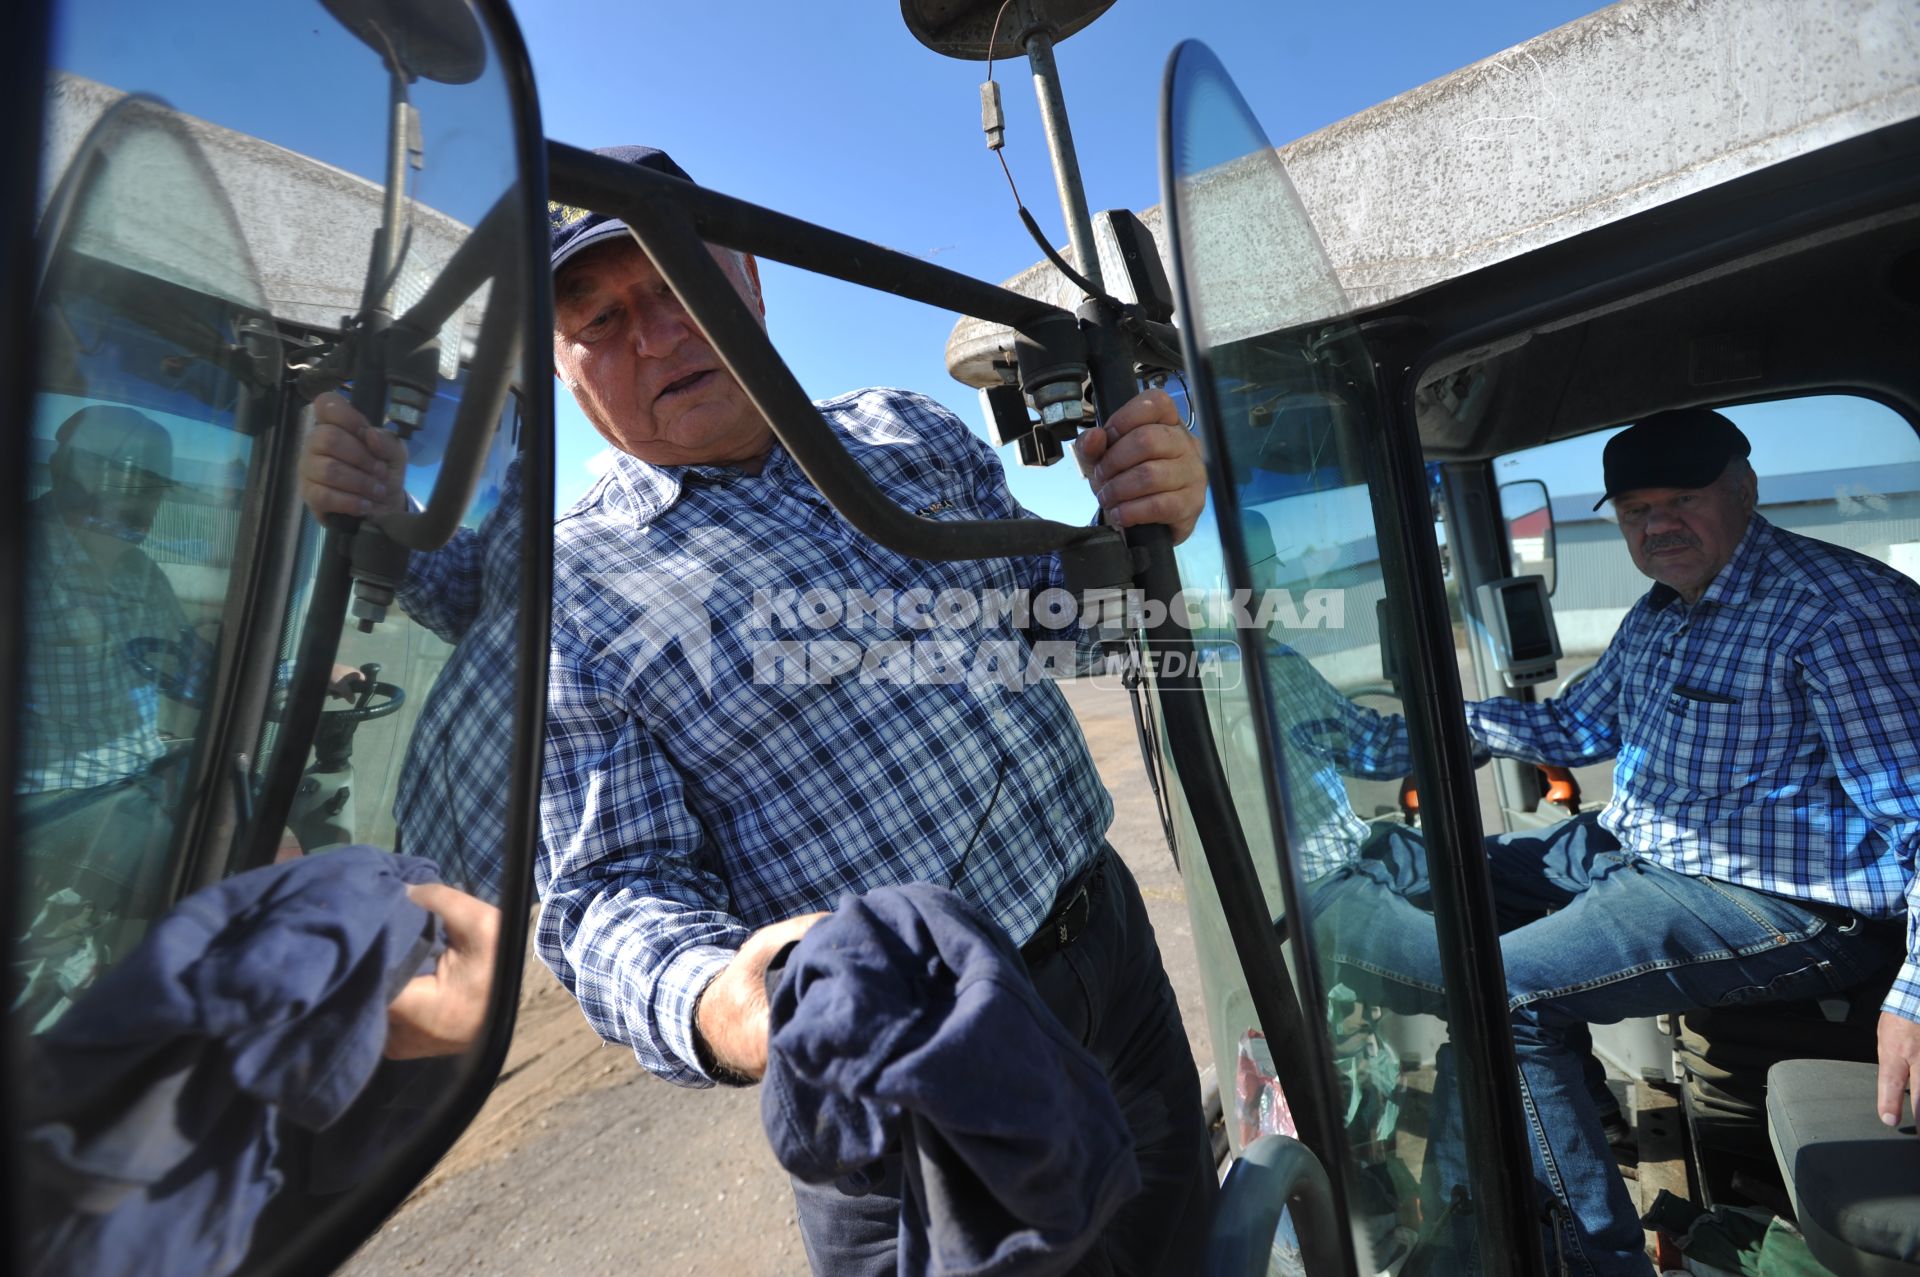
[
  {"left": 548, "top": 145, "right": 693, "bottom": 272},
  {"left": 1594, "top": 408, "right": 1751, "bottom": 510}
]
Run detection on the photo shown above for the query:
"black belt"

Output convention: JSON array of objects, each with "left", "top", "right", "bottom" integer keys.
[{"left": 1020, "top": 849, "right": 1107, "bottom": 965}]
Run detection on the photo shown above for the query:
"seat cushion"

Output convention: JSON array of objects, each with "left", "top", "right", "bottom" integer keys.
[{"left": 1767, "top": 1059, "right": 1920, "bottom": 1276}]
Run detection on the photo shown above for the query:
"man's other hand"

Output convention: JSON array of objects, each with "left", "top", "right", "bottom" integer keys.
[
  {"left": 301, "top": 391, "right": 408, "bottom": 520},
  {"left": 1877, "top": 1010, "right": 1920, "bottom": 1128},
  {"left": 1074, "top": 387, "right": 1207, "bottom": 545},
  {"left": 328, "top": 663, "right": 368, "bottom": 700},
  {"left": 694, "top": 912, "right": 828, "bottom": 1082},
  {"left": 386, "top": 883, "right": 501, "bottom": 1060}
]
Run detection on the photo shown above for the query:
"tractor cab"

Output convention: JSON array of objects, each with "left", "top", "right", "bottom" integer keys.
[
  {"left": 5, "top": 2, "right": 1917, "bottom": 1276},
  {"left": 1104, "top": 16, "right": 1920, "bottom": 1277}
]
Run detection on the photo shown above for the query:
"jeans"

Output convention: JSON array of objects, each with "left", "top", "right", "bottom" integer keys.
[
  {"left": 1306, "top": 814, "right": 1889, "bottom": 1277},
  {"left": 790, "top": 846, "right": 1216, "bottom": 1276}
]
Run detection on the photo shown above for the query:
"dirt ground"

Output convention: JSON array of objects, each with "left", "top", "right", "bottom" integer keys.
[{"left": 340, "top": 678, "right": 1209, "bottom": 1277}]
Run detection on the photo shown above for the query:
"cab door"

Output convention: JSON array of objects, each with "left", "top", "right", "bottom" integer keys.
[{"left": 1152, "top": 42, "right": 1545, "bottom": 1276}]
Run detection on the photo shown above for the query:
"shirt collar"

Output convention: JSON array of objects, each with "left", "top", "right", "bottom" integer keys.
[
  {"left": 1647, "top": 513, "right": 1770, "bottom": 611},
  {"left": 601, "top": 441, "right": 793, "bottom": 525}
]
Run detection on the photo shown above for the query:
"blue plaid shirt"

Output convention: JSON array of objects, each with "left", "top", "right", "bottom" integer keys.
[
  {"left": 1465, "top": 516, "right": 1920, "bottom": 1022},
  {"left": 20, "top": 501, "right": 192, "bottom": 793},
  {"left": 391, "top": 457, "right": 525, "bottom": 902},
  {"left": 1258, "top": 645, "right": 1411, "bottom": 881},
  {"left": 535, "top": 388, "right": 1113, "bottom": 1087}
]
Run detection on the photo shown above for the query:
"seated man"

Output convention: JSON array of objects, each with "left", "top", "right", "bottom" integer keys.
[
  {"left": 17, "top": 406, "right": 198, "bottom": 960},
  {"left": 1295, "top": 409, "right": 1918, "bottom": 1276}
]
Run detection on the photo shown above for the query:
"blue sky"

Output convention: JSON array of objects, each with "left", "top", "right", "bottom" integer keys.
[{"left": 512, "top": 1, "right": 1607, "bottom": 518}]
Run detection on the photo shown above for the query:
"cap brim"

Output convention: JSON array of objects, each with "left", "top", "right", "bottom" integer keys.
[
  {"left": 1595, "top": 457, "right": 1732, "bottom": 511},
  {"left": 551, "top": 218, "right": 639, "bottom": 273}
]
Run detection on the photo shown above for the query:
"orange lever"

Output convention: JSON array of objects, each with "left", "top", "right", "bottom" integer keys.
[{"left": 1539, "top": 765, "right": 1581, "bottom": 813}]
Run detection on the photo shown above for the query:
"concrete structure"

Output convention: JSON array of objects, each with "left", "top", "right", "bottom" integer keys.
[{"left": 945, "top": 0, "right": 1920, "bottom": 388}]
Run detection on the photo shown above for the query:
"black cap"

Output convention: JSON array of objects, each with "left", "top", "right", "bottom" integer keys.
[
  {"left": 1594, "top": 408, "right": 1751, "bottom": 510},
  {"left": 548, "top": 146, "right": 694, "bottom": 272}
]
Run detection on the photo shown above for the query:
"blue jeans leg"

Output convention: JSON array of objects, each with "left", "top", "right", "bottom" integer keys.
[
  {"left": 1309, "top": 815, "right": 1888, "bottom": 1275},
  {"left": 1499, "top": 842, "right": 1883, "bottom": 1277},
  {"left": 1484, "top": 815, "right": 1625, "bottom": 1120},
  {"left": 1307, "top": 821, "right": 1618, "bottom": 1115}
]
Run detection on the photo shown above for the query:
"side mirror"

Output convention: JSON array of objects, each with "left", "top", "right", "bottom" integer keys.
[
  {"left": 5, "top": 2, "right": 550, "bottom": 1274},
  {"left": 1498, "top": 478, "right": 1557, "bottom": 596}
]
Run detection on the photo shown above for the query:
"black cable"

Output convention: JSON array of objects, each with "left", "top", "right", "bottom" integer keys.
[
  {"left": 1018, "top": 204, "right": 1111, "bottom": 303},
  {"left": 980, "top": 0, "right": 1121, "bottom": 310}
]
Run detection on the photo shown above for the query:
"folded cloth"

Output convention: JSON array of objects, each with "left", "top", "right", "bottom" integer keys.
[
  {"left": 23, "top": 848, "right": 442, "bottom": 1277},
  {"left": 761, "top": 882, "right": 1141, "bottom": 1277}
]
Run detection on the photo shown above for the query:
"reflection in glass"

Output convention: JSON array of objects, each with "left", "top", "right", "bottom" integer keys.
[
  {"left": 1165, "top": 41, "right": 1499, "bottom": 1273},
  {"left": 17, "top": 405, "right": 207, "bottom": 1018},
  {"left": 12, "top": 3, "right": 533, "bottom": 1274},
  {"left": 19, "top": 95, "right": 279, "bottom": 1013}
]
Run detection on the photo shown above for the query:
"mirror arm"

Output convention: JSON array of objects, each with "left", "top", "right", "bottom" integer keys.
[
  {"left": 549, "top": 142, "right": 1061, "bottom": 331},
  {"left": 378, "top": 256, "right": 523, "bottom": 551},
  {"left": 394, "top": 184, "right": 521, "bottom": 336},
  {"left": 239, "top": 529, "right": 356, "bottom": 871},
  {"left": 1121, "top": 314, "right": 1185, "bottom": 373},
  {"left": 293, "top": 187, "right": 521, "bottom": 553},
  {"left": 240, "top": 203, "right": 525, "bottom": 863},
  {"left": 548, "top": 144, "right": 1134, "bottom": 590}
]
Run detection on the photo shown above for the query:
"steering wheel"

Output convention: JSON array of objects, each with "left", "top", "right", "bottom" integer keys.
[
  {"left": 130, "top": 639, "right": 406, "bottom": 731},
  {"left": 126, "top": 633, "right": 206, "bottom": 707},
  {"left": 324, "top": 663, "right": 406, "bottom": 725},
  {"left": 309, "top": 662, "right": 407, "bottom": 773}
]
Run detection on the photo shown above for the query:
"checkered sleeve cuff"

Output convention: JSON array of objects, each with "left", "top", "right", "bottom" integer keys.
[
  {"left": 655, "top": 946, "right": 740, "bottom": 1089},
  {"left": 1884, "top": 964, "right": 1920, "bottom": 1024}
]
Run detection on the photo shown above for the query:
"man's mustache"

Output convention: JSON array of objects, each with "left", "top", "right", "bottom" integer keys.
[{"left": 1641, "top": 531, "right": 1698, "bottom": 553}]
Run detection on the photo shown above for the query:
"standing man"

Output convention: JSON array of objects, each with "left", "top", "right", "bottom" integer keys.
[{"left": 536, "top": 146, "right": 1212, "bottom": 1274}]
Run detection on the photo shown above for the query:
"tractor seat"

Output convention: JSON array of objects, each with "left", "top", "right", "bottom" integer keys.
[{"left": 1767, "top": 1058, "right": 1920, "bottom": 1277}]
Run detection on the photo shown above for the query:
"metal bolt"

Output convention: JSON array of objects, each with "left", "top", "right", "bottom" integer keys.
[
  {"left": 1039, "top": 398, "right": 1085, "bottom": 427},
  {"left": 350, "top": 581, "right": 395, "bottom": 632}
]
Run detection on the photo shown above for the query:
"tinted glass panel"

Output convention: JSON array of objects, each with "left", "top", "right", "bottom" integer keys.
[{"left": 1165, "top": 40, "right": 1512, "bottom": 1273}]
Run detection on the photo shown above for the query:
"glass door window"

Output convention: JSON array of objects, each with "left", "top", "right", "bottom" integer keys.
[{"left": 1162, "top": 40, "right": 1533, "bottom": 1275}]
